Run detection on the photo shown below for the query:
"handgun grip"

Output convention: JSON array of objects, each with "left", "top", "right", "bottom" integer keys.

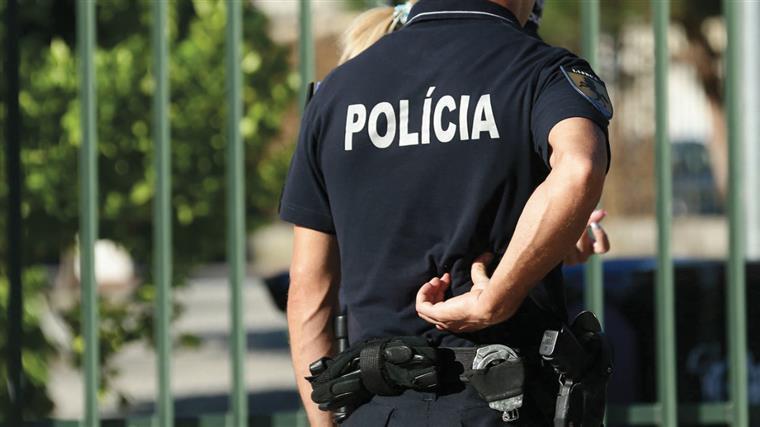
[{"left": 540, "top": 327, "right": 591, "bottom": 380}]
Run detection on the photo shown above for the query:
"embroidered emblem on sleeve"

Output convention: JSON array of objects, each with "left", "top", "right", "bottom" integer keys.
[{"left": 560, "top": 65, "right": 613, "bottom": 120}]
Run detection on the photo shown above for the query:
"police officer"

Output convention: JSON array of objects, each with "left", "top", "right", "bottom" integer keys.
[{"left": 280, "top": 0, "right": 612, "bottom": 425}]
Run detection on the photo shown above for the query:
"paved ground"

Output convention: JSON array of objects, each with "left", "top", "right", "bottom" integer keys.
[{"left": 48, "top": 265, "right": 300, "bottom": 419}]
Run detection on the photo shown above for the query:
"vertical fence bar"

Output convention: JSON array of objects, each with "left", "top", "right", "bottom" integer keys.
[
  {"left": 298, "top": 0, "right": 315, "bottom": 111},
  {"left": 724, "top": 0, "right": 748, "bottom": 426},
  {"left": 77, "top": 0, "right": 100, "bottom": 426},
  {"left": 580, "top": 0, "right": 599, "bottom": 67},
  {"left": 743, "top": 0, "right": 760, "bottom": 261},
  {"left": 580, "top": 0, "right": 604, "bottom": 322},
  {"left": 652, "top": 1, "right": 677, "bottom": 425},
  {"left": 152, "top": 1, "right": 173, "bottom": 426},
  {"left": 226, "top": 1, "right": 247, "bottom": 426},
  {"left": 4, "top": 0, "right": 24, "bottom": 424}
]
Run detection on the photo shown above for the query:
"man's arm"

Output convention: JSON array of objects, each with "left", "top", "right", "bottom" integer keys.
[
  {"left": 416, "top": 117, "right": 608, "bottom": 332},
  {"left": 287, "top": 226, "right": 341, "bottom": 426}
]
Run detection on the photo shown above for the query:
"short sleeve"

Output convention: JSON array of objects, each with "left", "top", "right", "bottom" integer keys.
[
  {"left": 278, "top": 100, "right": 336, "bottom": 234},
  {"left": 531, "top": 54, "right": 612, "bottom": 168}
]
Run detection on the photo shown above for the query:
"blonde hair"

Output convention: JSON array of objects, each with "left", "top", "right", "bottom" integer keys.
[{"left": 339, "top": 2, "right": 416, "bottom": 64}]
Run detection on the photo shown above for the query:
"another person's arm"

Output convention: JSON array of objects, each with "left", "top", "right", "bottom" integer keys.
[
  {"left": 287, "top": 226, "right": 341, "bottom": 426},
  {"left": 416, "top": 117, "right": 607, "bottom": 332}
]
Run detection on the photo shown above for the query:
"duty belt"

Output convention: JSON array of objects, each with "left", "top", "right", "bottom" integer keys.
[
  {"left": 439, "top": 345, "right": 525, "bottom": 422},
  {"left": 308, "top": 337, "right": 525, "bottom": 424}
]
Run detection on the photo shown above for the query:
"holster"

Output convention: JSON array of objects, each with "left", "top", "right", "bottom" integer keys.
[{"left": 539, "top": 311, "right": 613, "bottom": 427}]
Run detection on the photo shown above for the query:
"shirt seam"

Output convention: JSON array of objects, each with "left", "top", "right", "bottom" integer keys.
[
  {"left": 406, "top": 10, "right": 515, "bottom": 26},
  {"left": 280, "top": 202, "right": 334, "bottom": 221}
]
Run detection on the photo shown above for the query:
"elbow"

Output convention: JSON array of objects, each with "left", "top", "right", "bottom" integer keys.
[
  {"left": 559, "top": 155, "right": 606, "bottom": 197},
  {"left": 576, "top": 157, "right": 606, "bottom": 186},
  {"left": 286, "top": 272, "right": 317, "bottom": 308},
  {"left": 286, "top": 268, "right": 338, "bottom": 316}
]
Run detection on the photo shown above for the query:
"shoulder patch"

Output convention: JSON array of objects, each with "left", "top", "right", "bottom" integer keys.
[{"left": 560, "top": 65, "right": 613, "bottom": 120}]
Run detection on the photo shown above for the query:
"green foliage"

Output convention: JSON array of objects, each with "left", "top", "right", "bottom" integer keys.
[
  {"left": 0, "top": 0, "right": 296, "bottom": 416},
  {"left": 0, "top": 268, "right": 56, "bottom": 420},
  {"left": 11, "top": 0, "right": 296, "bottom": 266}
]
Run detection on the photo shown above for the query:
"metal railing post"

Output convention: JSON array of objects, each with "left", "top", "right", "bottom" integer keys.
[
  {"left": 152, "top": 0, "right": 173, "bottom": 426},
  {"left": 77, "top": 0, "right": 100, "bottom": 425},
  {"left": 652, "top": 1, "right": 677, "bottom": 425},
  {"left": 580, "top": 0, "right": 604, "bottom": 323},
  {"left": 226, "top": 0, "right": 248, "bottom": 425},
  {"left": 724, "top": 0, "right": 748, "bottom": 425},
  {"left": 299, "top": 0, "right": 315, "bottom": 111},
  {"left": 4, "top": 0, "right": 24, "bottom": 423},
  {"left": 743, "top": 0, "right": 760, "bottom": 260}
]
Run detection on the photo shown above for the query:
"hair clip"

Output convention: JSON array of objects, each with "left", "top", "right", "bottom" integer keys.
[{"left": 389, "top": 1, "right": 413, "bottom": 32}]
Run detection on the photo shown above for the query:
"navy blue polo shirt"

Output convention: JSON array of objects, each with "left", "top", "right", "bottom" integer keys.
[{"left": 280, "top": 0, "right": 611, "bottom": 349}]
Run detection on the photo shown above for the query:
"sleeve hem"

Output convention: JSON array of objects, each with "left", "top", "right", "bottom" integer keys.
[
  {"left": 279, "top": 204, "right": 336, "bottom": 235},
  {"left": 535, "top": 109, "right": 609, "bottom": 168}
]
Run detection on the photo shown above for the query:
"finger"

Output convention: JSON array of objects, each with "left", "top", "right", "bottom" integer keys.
[
  {"left": 572, "top": 233, "right": 594, "bottom": 264},
  {"left": 416, "top": 295, "right": 455, "bottom": 322},
  {"left": 438, "top": 273, "right": 452, "bottom": 291},
  {"left": 416, "top": 299, "right": 439, "bottom": 320},
  {"left": 428, "top": 277, "right": 446, "bottom": 302},
  {"left": 587, "top": 209, "right": 607, "bottom": 225},
  {"left": 474, "top": 252, "right": 495, "bottom": 265},
  {"left": 579, "top": 230, "right": 594, "bottom": 255},
  {"left": 417, "top": 310, "right": 439, "bottom": 325},
  {"left": 429, "top": 274, "right": 451, "bottom": 300},
  {"left": 416, "top": 282, "right": 436, "bottom": 307},
  {"left": 471, "top": 254, "right": 493, "bottom": 286},
  {"left": 590, "top": 222, "right": 610, "bottom": 254}
]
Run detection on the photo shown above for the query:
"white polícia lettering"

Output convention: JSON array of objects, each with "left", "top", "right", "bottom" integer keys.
[
  {"left": 342, "top": 90, "right": 500, "bottom": 150},
  {"left": 433, "top": 95, "right": 457, "bottom": 143},
  {"left": 345, "top": 104, "right": 366, "bottom": 151},
  {"left": 421, "top": 86, "right": 435, "bottom": 144},
  {"left": 459, "top": 95, "right": 471, "bottom": 140},
  {"left": 398, "top": 100, "right": 419, "bottom": 146},
  {"left": 472, "top": 94, "right": 500, "bottom": 140},
  {"left": 368, "top": 102, "right": 396, "bottom": 148}
]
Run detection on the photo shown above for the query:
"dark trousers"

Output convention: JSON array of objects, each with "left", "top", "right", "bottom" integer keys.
[{"left": 343, "top": 381, "right": 555, "bottom": 427}]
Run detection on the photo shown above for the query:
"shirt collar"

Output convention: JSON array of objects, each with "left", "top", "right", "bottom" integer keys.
[{"left": 406, "top": 0, "right": 520, "bottom": 28}]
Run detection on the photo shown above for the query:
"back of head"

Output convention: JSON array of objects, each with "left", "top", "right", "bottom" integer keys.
[{"left": 339, "top": 1, "right": 416, "bottom": 65}]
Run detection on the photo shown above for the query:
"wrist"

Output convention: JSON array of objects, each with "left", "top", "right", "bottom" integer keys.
[
  {"left": 477, "top": 288, "right": 503, "bottom": 325},
  {"left": 478, "top": 285, "right": 517, "bottom": 325}
]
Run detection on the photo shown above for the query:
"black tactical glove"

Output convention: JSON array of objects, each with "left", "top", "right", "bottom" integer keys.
[
  {"left": 307, "top": 336, "right": 439, "bottom": 411},
  {"left": 360, "top": 336, "right": 439, "bottom": 394}
]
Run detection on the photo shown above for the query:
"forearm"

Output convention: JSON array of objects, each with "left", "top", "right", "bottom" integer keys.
[
  {"left": 482, "top": 158, "right": 605, "bottom": 320},
  {"left": 287, "top": 277, "right": 338, "bottom": 427}
]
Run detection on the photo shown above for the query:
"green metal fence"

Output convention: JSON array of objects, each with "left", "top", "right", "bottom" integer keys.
[{"left": 2, "top": 0, "right": 754, "bottom": 426}]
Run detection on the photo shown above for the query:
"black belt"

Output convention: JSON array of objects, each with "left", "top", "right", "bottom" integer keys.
[
  {"left": 435, "top": 347, "right": 503, "bottom": 386},
  {"left": 425, "top": 347, "right": 475, "bottom": 391},
  {"left": 438, "top": 347, "right": 478, "bottom": 373}
]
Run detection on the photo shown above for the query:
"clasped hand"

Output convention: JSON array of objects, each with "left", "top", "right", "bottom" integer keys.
[
  {"left": 415, "top": 253, "right": 497, "bottom": 334},
  {"left": 415, "top": 210, "right": 610, "bottom": 333}
]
